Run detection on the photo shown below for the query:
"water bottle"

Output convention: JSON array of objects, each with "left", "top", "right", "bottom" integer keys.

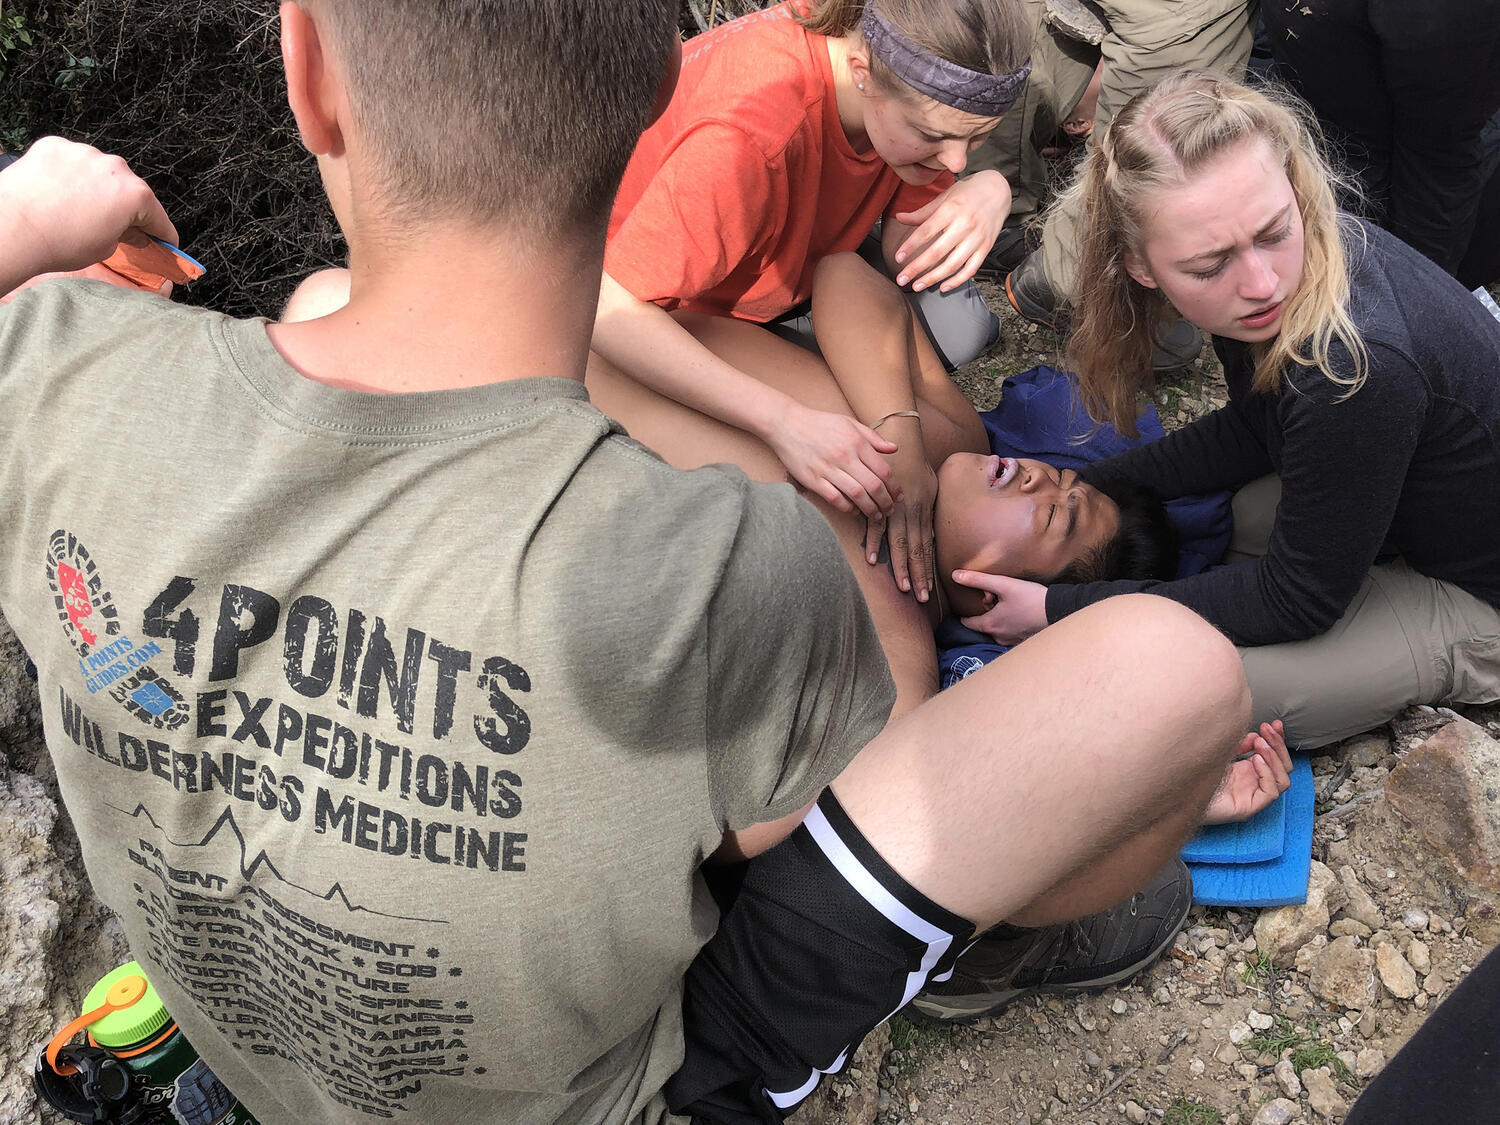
[{"left": 34, "top": 961, "right": 261, "bottom": 1125}]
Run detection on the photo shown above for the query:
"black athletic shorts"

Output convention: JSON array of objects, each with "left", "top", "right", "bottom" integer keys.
[{"left": 666, "top": 790, "right": 976, "bottom": 1124}]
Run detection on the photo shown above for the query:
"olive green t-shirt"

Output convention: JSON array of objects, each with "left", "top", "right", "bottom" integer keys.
[{"left": 0, "top": 282, "right": 894, "bottom": 1124}]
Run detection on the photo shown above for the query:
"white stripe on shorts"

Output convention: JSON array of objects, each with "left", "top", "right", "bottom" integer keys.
[{"left": 764, "top": 803, "right": 960, "bottom": 1108}]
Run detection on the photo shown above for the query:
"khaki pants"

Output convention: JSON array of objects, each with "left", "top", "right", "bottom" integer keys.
[
  {"left": 969, "top": 0, "right": 1256, "bottom": 298},
  {"left": 1230, "top": 476, "right": 1500, "bottom": 748}
]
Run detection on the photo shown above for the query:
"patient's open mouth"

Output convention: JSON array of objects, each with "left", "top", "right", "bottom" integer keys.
[{"left": 989, "top": 456, "right": 1018, "bottom": 489}]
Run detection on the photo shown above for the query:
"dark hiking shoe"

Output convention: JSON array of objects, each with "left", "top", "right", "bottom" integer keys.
[
  {"left": 1003, "top": 249, "right": 1069, "bottom": 332},
  {"left": 1153, "top": 317, "right": 1205, "bottom": 372},
  {"left": 908, "top": 859, "right": 1192, "bottom": 1024},
  {"left": 1042, "top": 0, "right": 1109, "bottom": 45},
  {"left": 977, "top": 225, "right": 1042, "bottom": 281}
]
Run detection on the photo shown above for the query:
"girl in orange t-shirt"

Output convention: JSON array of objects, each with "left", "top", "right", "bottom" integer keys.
[{"left": 593, "top": 0, "right": 1030, "bottom": 602}]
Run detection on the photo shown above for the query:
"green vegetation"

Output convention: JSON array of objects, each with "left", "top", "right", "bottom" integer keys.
[
  {"left": 54, "top": 47, "right": 97, "bottom": 89},
  {"left": 1164, "top": 1097, "right": 1223, "bottom": 1125},
  {"left": 1245, "top": 1015, "right": 1359, "bottom": 1087},
  {"left": 0, "top": 9, "right": 34, "bottom": 149},
  {"left": 1289, "top": 1027, "right": 1357, "bottom": 1087},
  {"left": 1239, "top": 949, "right": 1275, "bottom": 986},
  {"left": 883, "top": 1014, "right": 961, "bottom": 1076},
  {"left": 1244, "top": 1014, "right": 1304, "bottom": 1058},
  {"left": 888, "top": 1013, "right": 920, "bottom": 1051},
  {"left": 0, "top": 10, "right": 33, "bottom": 53}
]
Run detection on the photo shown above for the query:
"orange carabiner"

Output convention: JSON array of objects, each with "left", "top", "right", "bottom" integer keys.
[{"left": 44, "top": 974, "right": 149, "bottom": 1077}]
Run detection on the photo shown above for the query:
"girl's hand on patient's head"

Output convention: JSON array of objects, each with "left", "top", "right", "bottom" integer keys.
[
  {"left": 892, "top": 171, "right": 1013, "bottom": 293},
  {"left": 765, "top": 402, "right": 899, "bottom": 520},
  {"left": 952, "top": 570, "right": 1047, "bottom": 644},
  {"left": 1202, "top": 720, "right": 1292, "bottom": 825}
]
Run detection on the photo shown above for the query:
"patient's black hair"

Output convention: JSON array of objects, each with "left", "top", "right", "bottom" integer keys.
[{"left": 1052, "top": 480, "right": 1178, "bottom": 585}]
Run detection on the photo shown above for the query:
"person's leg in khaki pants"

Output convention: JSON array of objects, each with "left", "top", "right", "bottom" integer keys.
[{"left": 1229, "top": 476, "right": 1500, "bottom": 747}]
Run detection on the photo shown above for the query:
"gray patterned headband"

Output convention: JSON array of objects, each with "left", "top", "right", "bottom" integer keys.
[{"left": 860, "top": 4, "right": 1031, "bottom": 118}]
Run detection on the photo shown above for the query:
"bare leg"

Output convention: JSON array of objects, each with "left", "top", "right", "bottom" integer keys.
[{"left": 832, "top": 592, "right": 1244, "bottom": 931}]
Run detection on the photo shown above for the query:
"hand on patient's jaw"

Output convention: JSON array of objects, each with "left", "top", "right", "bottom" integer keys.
[
  {"left": 865, "top": 419, "right": 939, "bottom": 601},
  {"left": 952, "top": 570, "right": 1048, "bottom": 644}
]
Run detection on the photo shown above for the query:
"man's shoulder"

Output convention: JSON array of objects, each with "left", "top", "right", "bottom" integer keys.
[
  {"left": 564, "top": 429, "right": 854, "bottom": 617},
  {"left": 2, "top": 276, "right": 226, "bottom": 324},
  {"left": 0, "top": 279, "right": 232, "bottom": 363},
  {"left": 586, "top": 429, "right": 830, "bottom": 556}
]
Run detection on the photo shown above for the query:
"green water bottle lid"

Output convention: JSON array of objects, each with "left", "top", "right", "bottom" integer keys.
[{"left": 82, "top": 961, "right": 173, "bottom": 1049}]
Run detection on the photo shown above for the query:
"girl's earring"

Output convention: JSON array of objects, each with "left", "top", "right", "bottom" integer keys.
[{"left": 857, "top": 82, "right": 864, "bottom": 89}]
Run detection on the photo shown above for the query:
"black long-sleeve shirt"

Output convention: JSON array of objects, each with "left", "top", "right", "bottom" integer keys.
[{"left": 1048, "top": 219, "right": 1500, "bottom": 646}]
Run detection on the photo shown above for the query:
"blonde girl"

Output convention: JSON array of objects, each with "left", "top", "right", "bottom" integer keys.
[{"left": 957, "top": 71, "right": 1500, "bottom": 748}]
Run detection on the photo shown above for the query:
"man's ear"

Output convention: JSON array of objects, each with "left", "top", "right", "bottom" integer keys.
[
  {"left": 981, "top": 590, "right": 998, "bottom": 610},
  {"left": 281, "top": 2, "right": 344, "bottom": 157},
  {"left": 1123, "top": 247, "right": 1158, "bottom": 289}
]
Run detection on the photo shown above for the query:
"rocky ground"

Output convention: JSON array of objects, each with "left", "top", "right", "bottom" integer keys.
[
  {"left": 784, "top": 290, "right": 1500, "bottom": 1125},
  {"left": 3, "top": 291, "right": 1499, "bottom": 1125}
]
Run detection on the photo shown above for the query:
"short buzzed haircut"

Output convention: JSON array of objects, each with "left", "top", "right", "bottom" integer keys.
[{"left": 309, "top": 0, "right": 676, "bottom": 238}]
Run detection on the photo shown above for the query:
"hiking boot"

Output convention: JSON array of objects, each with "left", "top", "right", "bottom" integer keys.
[
  {"left": 1153, "top": 317, "right": 1205, "bottom": 372},
  {"left": 977, "top": 224, "right": 1041, "bottom": 281},
  {"left": 908, "top": 859, "right": 1192, "bottom": 1024},
  {"left": 1003, "top": 249, "right": 1069, "bottom": 332},
  {"left": 1042, "top": 0, "right": 1109, "bottom": 45}
]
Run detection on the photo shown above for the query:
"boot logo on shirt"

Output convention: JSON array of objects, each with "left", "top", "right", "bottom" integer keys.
[{"left": 47, "top": 529, "right": 190, "bottom": 731}]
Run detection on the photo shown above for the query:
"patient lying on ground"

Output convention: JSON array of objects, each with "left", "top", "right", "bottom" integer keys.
[{"left": 934, "top": 452, "right": 1174, "bottom": 618}]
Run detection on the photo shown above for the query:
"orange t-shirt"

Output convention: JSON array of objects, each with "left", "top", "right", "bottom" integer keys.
[{"left": 605, "top": 2, "right": 952, "bottom": 324}]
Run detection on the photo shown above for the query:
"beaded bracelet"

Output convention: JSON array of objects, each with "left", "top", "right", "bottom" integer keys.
[{"left": 871, "top": 409, "right": 920, "bottom": 430}]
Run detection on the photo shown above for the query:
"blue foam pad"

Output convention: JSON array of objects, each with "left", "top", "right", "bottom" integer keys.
[
  {"left": 1187, "top": 757, "right": 1316, "bottom": 908},
  {"left": 1180, "top": 776, "right": 1288, "bottom": 864}
]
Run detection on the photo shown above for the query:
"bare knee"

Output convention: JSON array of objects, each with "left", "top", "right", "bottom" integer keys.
[
  {"left": 1072, "top": 594, "right": 1249, "bottom": 762},
  {"left": 1116, "top": 593, "right": 1247, "bottom": 713}
]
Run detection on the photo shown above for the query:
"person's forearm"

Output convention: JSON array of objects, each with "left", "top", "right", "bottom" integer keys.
[
  {"left": 809, "top": 255, "right": 924, "bottom": 436},
  {"left": 1083, "top": 406, "right": 1272, "bottom": 500},
  {"left": 818, "top": 311, "right": 917, "bottom": 435},
  {"left": 880, "top": 218, "right": 910, "bottom": 278},
  {"left": 593, "top": 272, "right": 795, "bottom": 441}
]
